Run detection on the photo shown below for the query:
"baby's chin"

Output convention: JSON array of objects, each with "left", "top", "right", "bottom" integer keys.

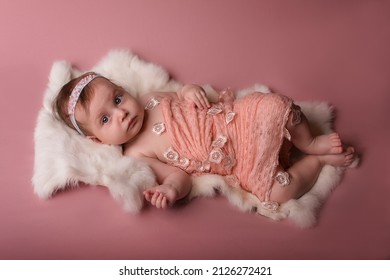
[
  {"left": 99, "top": 136, "right": 133, "bottom": 146},
  {"left": 119, "top": 134, "right": 138, "bottom": 146}
]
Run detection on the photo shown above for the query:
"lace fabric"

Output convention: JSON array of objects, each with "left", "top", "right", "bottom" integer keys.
[{"left": 159, "top": 90, "right": 293, "bottom": 203}]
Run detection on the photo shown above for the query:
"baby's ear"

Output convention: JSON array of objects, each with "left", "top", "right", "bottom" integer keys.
[{"left": 86, "top": 136, "right": 102, "bottom": 143}]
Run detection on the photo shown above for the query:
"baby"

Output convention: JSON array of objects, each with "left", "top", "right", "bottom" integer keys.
[{"left": 55, "top": 72, "right": 355, "bottom": 210}]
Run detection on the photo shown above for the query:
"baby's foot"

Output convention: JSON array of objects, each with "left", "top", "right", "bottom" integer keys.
[
  {"left": 308, "top": 133, "right": 343, "bottom": 155},
  {"left": 318, "top": 146, "right": 355, "bottom": 167}
]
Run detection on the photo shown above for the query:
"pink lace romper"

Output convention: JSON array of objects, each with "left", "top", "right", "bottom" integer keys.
[{"left": 147, "top": 90, "right": 295, "bottom": 209}]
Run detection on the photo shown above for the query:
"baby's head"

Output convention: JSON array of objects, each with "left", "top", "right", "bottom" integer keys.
[{"left": 54, "top": 72, "right": 144, "bottom": 145}]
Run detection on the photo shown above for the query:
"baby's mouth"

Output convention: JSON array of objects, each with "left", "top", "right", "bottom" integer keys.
[{"left": 127, "top": 116, "right": 137, "bottom": 131}]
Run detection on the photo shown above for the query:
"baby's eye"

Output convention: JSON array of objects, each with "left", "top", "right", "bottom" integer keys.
[
  {"left": 115, "top": 95, "right": 123, "bottom": 105},
  {"left": 101, "top": 115, "right": 110, "bottom": 124}
]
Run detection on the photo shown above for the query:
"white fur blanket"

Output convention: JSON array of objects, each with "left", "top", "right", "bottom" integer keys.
[{"left": 32, "top": 49, "right": 356, "bottom": 228}]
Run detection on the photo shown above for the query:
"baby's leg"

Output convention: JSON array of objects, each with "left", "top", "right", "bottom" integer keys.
[
  {"left": 270, "top": 147, "right": 355, "bottom": 203},
  {"left": 286, "top": 105, "right": 343, "bottom": 155},
  {"left": 269, "top": 156, "right": 323, "bottom": 203}
]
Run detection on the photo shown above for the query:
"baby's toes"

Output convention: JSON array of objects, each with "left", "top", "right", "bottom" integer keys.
[
  {"left": 343, "top": 149, "right": 356, "bottom": 166},
  {"left": 330, "top": 133, "right": 340, "bottom": 142},
  {"left": 328, "top": 133, "right": 342, "bottom": 153},
  {"left": 332, "top": 134, "right": 342, "bottom": 146}
]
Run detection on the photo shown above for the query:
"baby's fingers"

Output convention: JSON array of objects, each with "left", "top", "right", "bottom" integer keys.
[
  {"left": 143, "top": 190, "right": 152, "bottom": 202},
  {"left": 161, "top": 196, "right": 169, "bottom": 209},
  {"left": 150, "top": 192, "right": 168, "bottom": 209},
  {"left": 192, "top": 95, "right": 203, "bottom": 109},
  {"left": 195, "top": 91, "right": 210, "bottom": 109},
  {"left": 200, "top": 92, "right": 210, "bottom": 108},
  {"left": 150, "top": 191, "right": 161, "bottom": 206}
]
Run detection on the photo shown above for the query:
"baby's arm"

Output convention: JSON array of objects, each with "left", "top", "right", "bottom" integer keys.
[
  {"left": 140, "top": 156, "right": 192, "bottom": 209},
  {"left": 144, "top": 84, "right": 210, "bottom": 109}
]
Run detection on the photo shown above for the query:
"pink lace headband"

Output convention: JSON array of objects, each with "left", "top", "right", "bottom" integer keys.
[{"left": 67, "top": 73, "right": 99, "bottom": 135}]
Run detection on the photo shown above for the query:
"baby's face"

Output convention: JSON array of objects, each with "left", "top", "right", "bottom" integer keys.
[{"left": 76, "top": 78, "right": 144, "bottom": 145}]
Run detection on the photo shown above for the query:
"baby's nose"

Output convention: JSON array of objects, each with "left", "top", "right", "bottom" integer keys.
[{"left": 116, "top": 108, "right": 128, "bottom": 121}]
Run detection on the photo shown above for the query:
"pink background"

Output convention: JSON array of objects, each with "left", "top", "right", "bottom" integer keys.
[{"left": 1, "top": 0, "right": 389, "bottom": 259}]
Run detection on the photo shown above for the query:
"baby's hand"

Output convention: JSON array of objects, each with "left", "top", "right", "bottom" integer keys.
[
  {"left": 178, "top": 84, "right": 210, "bottom": 109},
  {"left": 143, "top": 184, "right": 179, "bottom": 209}
]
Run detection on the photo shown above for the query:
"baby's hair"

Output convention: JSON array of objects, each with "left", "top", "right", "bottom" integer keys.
[{"left": 54, "top": 72, "right": 100, "bottom": 135}]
